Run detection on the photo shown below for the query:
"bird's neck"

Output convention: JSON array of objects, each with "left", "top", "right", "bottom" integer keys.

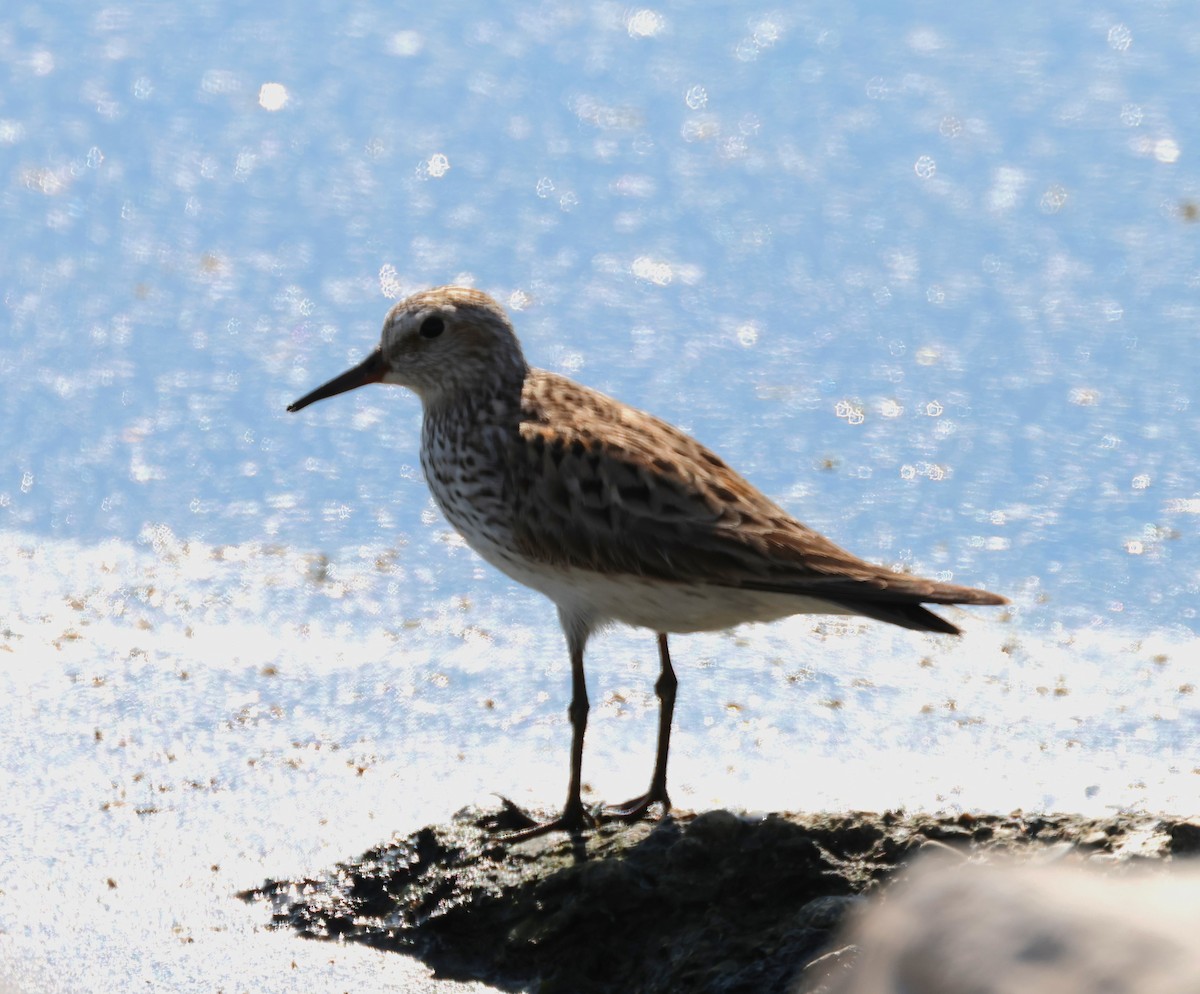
[
  {"left": 421, "top": 360, "right": 527, "bottom": 423},
  {"left": 421, "top": 374, "right": 526, "bottom": 448}
]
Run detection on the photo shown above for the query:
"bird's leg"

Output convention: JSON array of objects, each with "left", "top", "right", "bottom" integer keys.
[
  {"left": 605, "top": 632, "right": 676, "bottom": 822},
  {"left": 503, "top": 621, "right": 594, "bottom": 840},
  {"left": 561, "top": 634, "right": 591, "bottom": 827}
]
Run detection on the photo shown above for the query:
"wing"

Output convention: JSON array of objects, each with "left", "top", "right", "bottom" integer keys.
[{"left": 508, "top": 371, "right": 1006, "bottom": 633}]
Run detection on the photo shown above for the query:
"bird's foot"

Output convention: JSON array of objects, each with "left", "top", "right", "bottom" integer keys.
[
  {"left": 490, "top": 795, "right": 595, "bottom": 841},
  {"left": 601, "top": 788, "right": 671, "bottom": 824}
]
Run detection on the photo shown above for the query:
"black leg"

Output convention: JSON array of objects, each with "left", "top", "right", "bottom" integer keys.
[
  {"left": 561, "top": 631, "right": 590, "bottom": 827},
  {"left": 605, "top": 632, "right": 676, "bottom": 821},
  {"left": 503, "top": 615, "right": 594, "bottom": 840},
  {"left": 647, "top": 632, "right": 677, "bottom": 804}
]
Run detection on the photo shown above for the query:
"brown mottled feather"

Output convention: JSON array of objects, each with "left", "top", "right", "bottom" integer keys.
[
  {"left": 291, "top": 284, "right": 1005, "bottom": 637},
  {"left": 509, "top": 370, "right": 1005, "bottom": 634}
]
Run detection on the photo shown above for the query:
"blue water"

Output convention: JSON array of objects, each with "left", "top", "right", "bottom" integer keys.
[{"left": 2, "top": 3, "right": 1198, "bottom": 992}]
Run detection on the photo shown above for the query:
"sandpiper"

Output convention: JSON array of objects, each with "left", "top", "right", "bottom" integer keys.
[{"left": 288, "top": 286, "right": 1006, "bottom": 835}]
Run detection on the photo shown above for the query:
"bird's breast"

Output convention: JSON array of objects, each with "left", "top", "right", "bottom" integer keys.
[{"left": 420, "top": 413, "right": 519, "bottom": 550}]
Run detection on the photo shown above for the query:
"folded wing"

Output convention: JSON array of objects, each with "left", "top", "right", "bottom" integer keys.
[{"left": 509, "top": 372, "right": 1006, "bottom": 635}]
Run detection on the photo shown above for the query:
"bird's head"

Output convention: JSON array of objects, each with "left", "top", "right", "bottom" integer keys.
[{"left": 287, "top": 286, "right": 527, "bottom": 413}]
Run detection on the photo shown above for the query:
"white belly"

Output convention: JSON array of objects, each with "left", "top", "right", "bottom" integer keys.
[{"left": 467, "top": 532, "right": 852, "bottom": 634}]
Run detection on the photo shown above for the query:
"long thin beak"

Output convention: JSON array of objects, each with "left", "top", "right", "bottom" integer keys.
[{"left": 287, "top": 347, "right": 386, "bottom": 413}]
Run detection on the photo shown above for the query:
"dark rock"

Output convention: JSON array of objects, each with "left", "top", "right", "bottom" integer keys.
[
  {"left": 1166, "top": 821, "right": 1200, "bottom": 855},
  {"left": 241, "top": 808, "right": 1188, "bottom": 994}
]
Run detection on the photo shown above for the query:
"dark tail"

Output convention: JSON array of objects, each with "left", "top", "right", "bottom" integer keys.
[{"left": 830, "top": 599, "right": 965, "bottom": 635}]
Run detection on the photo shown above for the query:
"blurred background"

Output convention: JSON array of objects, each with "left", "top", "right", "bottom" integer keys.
[
  {"left": 4, "top": 1, "right": 1199, "bottom": 626},
  {"left": 1, "top": 3, "right": 1197, "bottom": 992}
]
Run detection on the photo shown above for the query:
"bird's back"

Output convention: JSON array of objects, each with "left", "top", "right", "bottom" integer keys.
[{"left": 498, "top": 369, "right": 1005, "bottom": 634}]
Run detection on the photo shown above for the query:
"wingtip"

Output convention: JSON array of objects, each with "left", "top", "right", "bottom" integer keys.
[{"left": 923, "top": 611, "right": 963, "bottom": 636}]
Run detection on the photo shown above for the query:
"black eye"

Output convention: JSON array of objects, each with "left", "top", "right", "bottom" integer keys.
[{"left": 419, "top": 316, "right": 444, "bottom": 339}]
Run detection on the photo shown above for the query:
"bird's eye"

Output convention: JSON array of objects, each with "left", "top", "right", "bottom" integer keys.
[{"left": 419, "top": 316, "right": 444, "bottom": 339}]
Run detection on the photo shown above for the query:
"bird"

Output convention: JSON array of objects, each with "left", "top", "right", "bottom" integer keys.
[{"left": 287, "top": 285, "right": 1007, "bottom": 836}]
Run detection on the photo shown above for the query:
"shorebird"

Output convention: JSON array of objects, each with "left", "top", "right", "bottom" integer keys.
[{"left": 288, "top": 286, "right": 1006, "bottom": 835}]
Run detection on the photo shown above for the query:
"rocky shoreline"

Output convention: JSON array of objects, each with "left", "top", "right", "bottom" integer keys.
[{"left": 242, "top": 806, "right": 1200, "bottom": 993}]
